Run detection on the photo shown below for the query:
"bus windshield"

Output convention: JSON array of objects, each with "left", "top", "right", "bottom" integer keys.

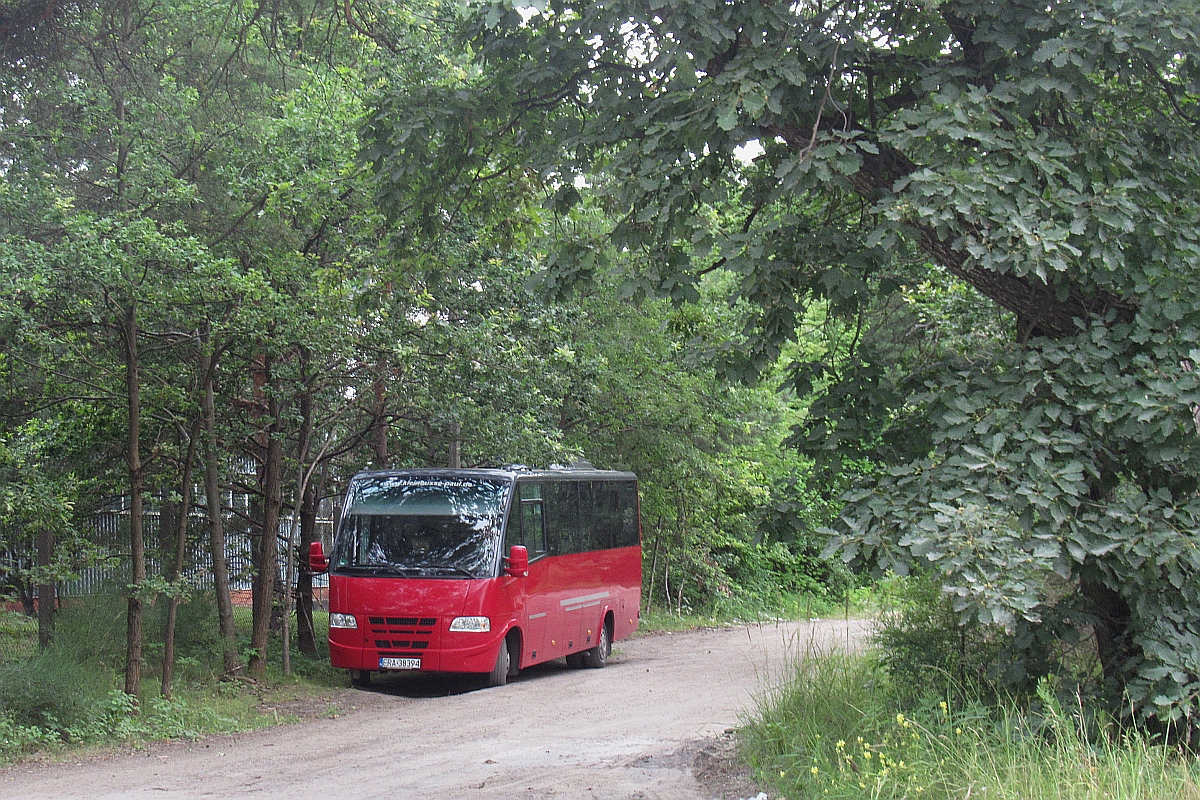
[{"left": 332, "top": 475, "right": 510, "bottom": 579}]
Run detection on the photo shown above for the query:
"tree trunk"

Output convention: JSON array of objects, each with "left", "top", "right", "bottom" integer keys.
[
  {"left": 162, "top": 421, "right": 199, "bottom": 699},
  {"left": 248, "top": 356, "right": 283, "bottom": 680},
  {"left": 1080, "top": 578, "right": 1134, "bottom": 689},
  {"left": 282, "top": 381, "right": 316, "bottom": 676},
  {"left": 372, "top": 378, "right": 388, "bottom": 467},
  {"left": 287, "top": 377, "right": 321, "bottom": 666},
  {"left": 201, "top": 335, "right": 240, "bottom": 676},
  {"left": 425, "top": 421, "right": 437, "bottom": 465},
  {"left": 17, "top": 576, "right": 34, "bottom": 618},
  {"left": 448, "top": 420, "right": 461, "bottom": 469},
  {"left": 295, "top": 479, "right": 319, "bottom": 656},
  {"left": 36, "top": 526, "right": 54, "bottom": 650},
  {"left": 123, "top": 301, "right": 147, "bottom": 702}
]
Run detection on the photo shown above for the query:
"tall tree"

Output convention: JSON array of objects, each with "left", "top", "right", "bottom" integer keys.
[{"left": 367, "top": 0, "right": 1200, "bottom": 722}]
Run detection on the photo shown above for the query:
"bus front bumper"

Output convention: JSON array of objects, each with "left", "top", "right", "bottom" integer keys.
[{"left": 329, "top": 633, "right": 503, "bottom": 674}]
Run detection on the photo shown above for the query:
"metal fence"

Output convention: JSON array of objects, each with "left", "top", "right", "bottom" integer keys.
[{"left": 36, "top": 508, "right": 334, "bottom": 597}]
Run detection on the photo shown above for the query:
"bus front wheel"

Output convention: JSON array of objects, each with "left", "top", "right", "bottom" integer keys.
[
  {"left": 487, "top": 636, "right": 514, "bottom": 688},
  {"left": 581, "top": 621, "right": 610, "bottom": 669}
]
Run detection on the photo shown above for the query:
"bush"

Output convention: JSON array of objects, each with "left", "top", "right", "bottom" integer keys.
[
  {"left": 873, "top": 573, "right": 1047, "bottom": 704},
  {"left": 53, "top": 590, "right": 223, "bottom": 681},
  {"left": 0, "top": 648, "right": 113, "bottom": 733}
]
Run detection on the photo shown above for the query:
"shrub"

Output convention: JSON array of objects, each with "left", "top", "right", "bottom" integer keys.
[
  {"left": 53, "top": 590, "right": 222, "bottom": 680},
  {"left": 0, "top": 649, "right": 113, "bottom": 734},
  {"left": 873, "top": 573, "right": 1047, "bottom": 704}
]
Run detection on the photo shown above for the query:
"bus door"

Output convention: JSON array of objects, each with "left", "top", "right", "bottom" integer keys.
[{"left": 513, "top": 483, "right": 551, "bottom": 666}]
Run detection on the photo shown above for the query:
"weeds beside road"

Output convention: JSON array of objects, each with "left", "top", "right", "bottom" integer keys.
[{"left": 745, "top": 647, "right": 1200, "bottom": 800}]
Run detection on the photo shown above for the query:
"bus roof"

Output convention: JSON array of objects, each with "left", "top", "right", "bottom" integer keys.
[{"left": 350, "top": 467, "right": 637, "bottom": 482}]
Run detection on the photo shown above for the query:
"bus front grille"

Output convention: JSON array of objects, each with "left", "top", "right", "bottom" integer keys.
[
  {"left": 367, "top": 616, "right": 438, "bottom": 654},
  {"left": 368, "top": 616, "right": 437, "bottom": 627},
  {"left": 374, "top": 640, "right": 429, "bottom": 649}
]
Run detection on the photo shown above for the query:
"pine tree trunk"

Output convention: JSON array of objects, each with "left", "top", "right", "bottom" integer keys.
[
  {"left": 162, "top": 423, "right": 199, "bottom": 699},
  {"left": 123, "top": 301, "right": 146, "bottom": 702},
  {"left": 296, "top": 480, "right": 319, "bottom": 656},
  {"left": 36, "top": 527, "right": 54, "bottom": 650},
  {"left": 373, "top": 378, "right": 388, "bottom": 467},
  {"left": 201, "top": 336, "right": 240, "bottom": 676},
  {"left": 248, "top": 357, "right": 283, "bottom": 680}
]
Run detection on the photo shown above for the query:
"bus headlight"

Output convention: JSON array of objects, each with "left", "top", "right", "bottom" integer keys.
[
  {"left": 449, "top": 616, "right": 491, "bottom": 632},
  {"left": 329, "top": 613, "right": 358, "bottom": 629}
]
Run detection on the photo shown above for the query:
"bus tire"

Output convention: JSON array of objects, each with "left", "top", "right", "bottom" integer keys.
[
  {"left": 350, "top": 670, "right": 371, "bottom": 688},
  {"left": 487, "top": 636, "right": 512, "bottom": 687},
  {"left": 581, "top": 620, "right": 610, "bottom": 669}
]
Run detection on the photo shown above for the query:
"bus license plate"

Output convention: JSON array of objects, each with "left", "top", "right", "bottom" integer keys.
[{"left": 379, "top": 657, "right": 421, "bottom": 670}]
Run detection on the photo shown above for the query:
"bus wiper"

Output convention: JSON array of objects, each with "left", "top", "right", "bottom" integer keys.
[
  {"left": 342, "top": 564, "right": 416, "bottom": 576},
  {"left": 428, "top": 566, "right": 476, "bottom": 579}
]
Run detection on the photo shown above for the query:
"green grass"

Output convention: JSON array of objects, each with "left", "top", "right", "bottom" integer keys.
[
  {"left": 637, "top": 591, "right": 863, "bottom": 634},
  {"left": 0, "top": 611, "right": 38, "bottom": 663},
  {"left": 743, "top": 649, "right": 1200, "bottom": 800},
  {"left": 0, "top": 602, "right": 344, "bottom": 765}
]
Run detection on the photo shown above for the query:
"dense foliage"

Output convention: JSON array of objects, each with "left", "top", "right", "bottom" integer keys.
[
  {"left": 364, "top": 0, "right": 1200, "bottom": 724},
  {"left": 0, "top": 0, "right": 843, "bottom": 719},
  {"left": 4, "top": 0, "right": 1200, "bottom": 738}
]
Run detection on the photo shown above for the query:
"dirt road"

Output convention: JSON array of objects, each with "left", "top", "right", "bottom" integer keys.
[{"left": 0, "top": 619, "right": 867, "bottom": 800}]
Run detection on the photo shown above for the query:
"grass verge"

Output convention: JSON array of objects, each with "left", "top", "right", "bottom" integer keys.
[
  {"left": 743, "top": 649, "right": 1200, "bottom": 800},
  {"left": 0, "top": 605, "right": 344, "bottom": 765},
  {"left": 637, "top": 591, "right": 864, "bottom": 634}
]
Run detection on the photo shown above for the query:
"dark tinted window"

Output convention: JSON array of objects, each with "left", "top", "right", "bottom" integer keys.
[
  {"left": 521, "top": 501, "right": 546, "bottom": 556},
  {"left": 504, "top": 491, "right": 521, "bottom": 552},
  {"left": 537, "top": 476, "right": 639, "bottom": 554},
  {"left": 591, "top": 482, "right": 618, "bottom": 550},
  {"left": 577, "top": 481, "right": 595, "bottom": 551},
  {"left": 615, "top": 481, "right": 640, "bottom": 547},
  {"left": 547, "top": 481, "right": 579, "bottom": 554},
  {"left": 507, "top": 483, "right": 547, "bottom": 558}
]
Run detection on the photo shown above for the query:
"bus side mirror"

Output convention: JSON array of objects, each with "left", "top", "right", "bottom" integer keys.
[
  {"left": 309, "top": 541, "right": 329, "bottom": 574},
  {"left": 504, "top": 545, "right": 529, "bottom": 578}
]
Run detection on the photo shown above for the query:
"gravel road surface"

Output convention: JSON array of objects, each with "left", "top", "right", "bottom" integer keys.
[{"left": 0, "top": 618, "right": 867, "bottom": 800}]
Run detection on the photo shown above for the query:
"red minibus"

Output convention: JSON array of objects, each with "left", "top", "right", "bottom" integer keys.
[{"left": 309, "top": 466, "right": 641, "bottom": 687}]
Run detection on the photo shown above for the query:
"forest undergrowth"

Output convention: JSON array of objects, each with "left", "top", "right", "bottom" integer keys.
[
  {"left": 0, "top": 601, "right": 342, "bottom": 765},
  {"left": 744, "top": 577, "right": 1200, "bottom": 800}
]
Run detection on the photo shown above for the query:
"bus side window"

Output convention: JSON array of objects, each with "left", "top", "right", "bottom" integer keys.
[
  {"left": 578, "top": 480, "right": 595, "bottom": 552},
  {"left": 504, "top": 491, "right": 522, "bottom": 553},
  {"left": 616, "top": 481, "right": 639, "bottom": 547},
  {"left": 547, "top": 481, "right": 575, "bottom": 555},
  {"left": 521, "top": 500, "right": 546, "bottom": 557},
  {"left": 592, "top": 481, "right": 617, "bottom": 550}
]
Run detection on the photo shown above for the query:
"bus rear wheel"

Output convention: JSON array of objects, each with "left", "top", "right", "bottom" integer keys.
[{"left": 581, "top": 620, "right": 610, "bottom": 669}]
